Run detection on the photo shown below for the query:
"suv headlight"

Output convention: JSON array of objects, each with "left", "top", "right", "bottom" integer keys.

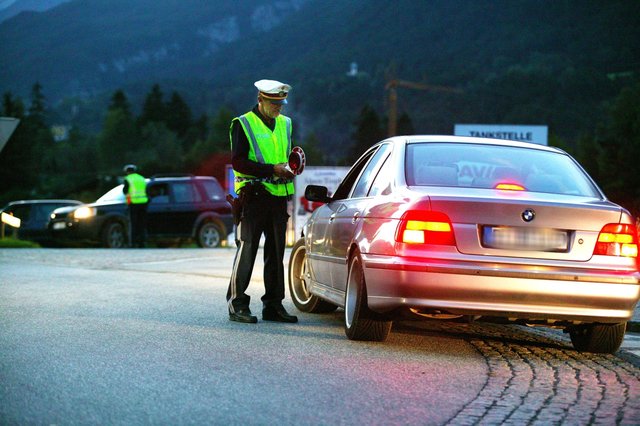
[{"left": 73, "top": 206, "right": 96, "bottom": 219}]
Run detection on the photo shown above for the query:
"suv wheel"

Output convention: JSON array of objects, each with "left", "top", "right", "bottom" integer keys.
[
  {"left": 197, "top": 222, "right": 222, "bottom": 248},
  {"left": 102, "top": 221, "right": 126, "bottom": 248}
]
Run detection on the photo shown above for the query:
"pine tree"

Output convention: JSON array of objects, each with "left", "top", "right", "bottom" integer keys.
[
  {"left": 165, "top": 91, "right": 192, "bottom": 138},
  {"left": 98, "top": 90, "right": 139, "bottom": 173},
  {"left": 109, "top": 89, "right": 132, "bottom": 115},
  {"left": 139, "top": 84, "right": 166, "bottom": 126}
]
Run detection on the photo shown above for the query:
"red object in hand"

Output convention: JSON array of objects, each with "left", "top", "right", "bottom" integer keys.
[{"left": 288, "top": 146, "right": 306, "bottom": 175}]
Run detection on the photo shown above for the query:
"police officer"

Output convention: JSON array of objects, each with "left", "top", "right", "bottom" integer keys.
[
  {"left": 226, "top": 79, "right": 298, "bottom": 324},
  {"left": 122, "top": 164, "right": 148, "bottom": 248}
]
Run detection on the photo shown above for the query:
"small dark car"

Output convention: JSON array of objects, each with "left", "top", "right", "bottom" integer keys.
[
  {"left": 1, "top": 199, "right": 83, "bottom": 245},
  {"left": 49, "top": 176, "right": 233, "bottom": 248}
]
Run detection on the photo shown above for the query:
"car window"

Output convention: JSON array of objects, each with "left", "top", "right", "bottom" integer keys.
[
  {"left": 148, "top": 183, "right": 169, "bottom": 204},
  {"left": 201, "top": 180, "right": 224, "bottom": 201},
  {"left": 405, "top": 142, "right": 601, "bottom": 197},
  {"left": 6, "top": 206, "right": 30, "bottom": 221},
  {"left": 32, "top": 205, "right": 54, "bottom": 222},
  {"left": 332, "top": 147, "right": 378, "bottom": 200},
  {"left": 368, "top": 155, "right": 394, "bottom": 197},
  {"left": 351, "top": 144, "right": 392, "bottom": 198},
  {"left": 172, "top": 182, "right": 202, "bottom": 203}
]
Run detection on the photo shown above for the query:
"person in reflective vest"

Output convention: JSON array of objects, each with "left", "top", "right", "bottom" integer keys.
[
  {"left": 226, "top": 79, "right": 298, "bottom": 324},
  {"left": 122, "top": 164, "right": 148, "bottom": 248}
]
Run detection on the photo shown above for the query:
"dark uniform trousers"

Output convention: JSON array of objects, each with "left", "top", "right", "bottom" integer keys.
[
  {"left": 227, "top": 188, "right": 289, "bottom": 313},
  {"left": 129, "top": 202, "right": 148, "bottom": 247}
]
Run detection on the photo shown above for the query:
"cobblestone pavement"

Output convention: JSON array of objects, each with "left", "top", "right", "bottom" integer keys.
[{"left": 399, "top": 321, "right": 640, "bottom": 425}]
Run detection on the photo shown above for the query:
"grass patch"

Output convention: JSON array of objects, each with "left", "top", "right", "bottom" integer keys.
[{"left": 0, "top": 237, "right": 40, "bottom": 248}]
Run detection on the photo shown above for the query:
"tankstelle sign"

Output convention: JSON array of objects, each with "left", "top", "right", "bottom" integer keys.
[{"left": 454, "top": 124, "right": 548, "bottom": 145}]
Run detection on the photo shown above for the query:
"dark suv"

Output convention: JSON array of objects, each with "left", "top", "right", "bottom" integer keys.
[{"left": 49, "top": 176, "right": 232, "bottom": 248}]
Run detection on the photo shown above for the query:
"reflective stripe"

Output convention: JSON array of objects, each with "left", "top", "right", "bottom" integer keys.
[
  {"left": 285, "top": 117, "right": 292, "bottom": 153},
  {"left": 238, "top": 115, "right": 265, "bottom": 164},
  {"left": 235, "top": 176, "right": 292, "bottom": 185}
]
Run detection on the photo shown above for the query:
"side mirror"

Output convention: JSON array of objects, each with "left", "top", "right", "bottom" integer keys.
[{"left": 305, "top": 185, "right": 331, "bottom": 203}]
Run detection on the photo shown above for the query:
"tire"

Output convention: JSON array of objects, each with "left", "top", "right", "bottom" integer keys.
[
  {"left": 288, "top": 239, "right": 337, "bottom": 313},
  {"left": 569, "top": 322, "right": 626, "bottom": 354},
  {"left": 101, "top": 221, "right": 126, "bottom": 248},
  {"left": 344, "top": 252, "right": 392, "bottom": 341},
  {"left": 197, "top": 222, "right": 222, "bottom": 248}
]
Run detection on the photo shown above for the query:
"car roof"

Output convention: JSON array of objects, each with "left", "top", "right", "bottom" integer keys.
[{"left": 381, "top": 135, "right": 564, "bottom": 154}]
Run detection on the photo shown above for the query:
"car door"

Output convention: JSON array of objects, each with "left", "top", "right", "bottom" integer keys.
[
  {"left": 146, "top": 182, "right": 173, "bottom": 236},
  {"left": 305, "top": 201, "right": 335, "bottom": 286},
  {"left": 326, "top": 144, "right": 392, "bottom": 289},
  {"left": 167, "top": 181, "right": 203, "bottom": 235},
  {"left": 306, "top": 152, "right": 377, "bottom": 287}
]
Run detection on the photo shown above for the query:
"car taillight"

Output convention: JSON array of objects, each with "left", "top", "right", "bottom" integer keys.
[
  {"left": 594, "top": 223, "right": 638, "bottom": 257},
  {"left": 495, "top": 182, "right": 525, "bottom": 191},
  {"left": 395, "top": 211, "right": 455, "bottom": 245}
]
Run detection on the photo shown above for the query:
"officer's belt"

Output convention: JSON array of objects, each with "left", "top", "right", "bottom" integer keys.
[{"left": 235, "top": 176, "right": 292, "bottom": 185}]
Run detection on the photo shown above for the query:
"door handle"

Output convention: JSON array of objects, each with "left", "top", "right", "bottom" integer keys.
[
  {"left": 352, "top": 212, "right": 360, "bottom": 224},
  {"left": 329, "top": 213, "right": 336, "bottom": 222}
]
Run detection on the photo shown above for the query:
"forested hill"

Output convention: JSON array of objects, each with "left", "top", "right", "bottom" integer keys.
[{"left": 0, "top": 0, "right": 638, "bottom": 152}]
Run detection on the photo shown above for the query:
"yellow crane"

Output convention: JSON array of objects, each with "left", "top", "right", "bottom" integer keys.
[{"left": 385, "top": 79, "right": 462, "bottom": 137}]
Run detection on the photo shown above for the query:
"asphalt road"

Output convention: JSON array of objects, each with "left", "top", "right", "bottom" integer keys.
[{"left": 1, "top": 248, "right": 639, "bottom": 425}]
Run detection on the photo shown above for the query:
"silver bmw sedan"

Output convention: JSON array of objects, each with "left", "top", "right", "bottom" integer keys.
[{"left": 289, "top": 135, "right": 640, "bottom": 354}]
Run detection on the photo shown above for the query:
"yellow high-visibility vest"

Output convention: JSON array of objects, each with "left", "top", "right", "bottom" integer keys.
[
  {"left": 231, "top": 111, "right": 294, "bottom": 197},
  {"left": 125, "top": 173, "right": 148, "bottom": 204}
]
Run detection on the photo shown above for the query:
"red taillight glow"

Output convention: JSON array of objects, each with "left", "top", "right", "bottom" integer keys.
[
  {"left": 594, "top": 223, "right": 638, "bottom": 257},
  {"left": 395, "top": 211, "right": 455, "bottom": 245},
  {"left": 495, "top": 182, "right": 525, "bottom": 191}
]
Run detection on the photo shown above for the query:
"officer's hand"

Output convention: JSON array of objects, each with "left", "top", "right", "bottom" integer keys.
[{"left": 274, "top": 163, "right": 295, "bottom": 179}]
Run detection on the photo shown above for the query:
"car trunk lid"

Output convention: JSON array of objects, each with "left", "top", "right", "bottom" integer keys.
[{"left": 429, "top": 191, "right": 622, "bottom": 261}]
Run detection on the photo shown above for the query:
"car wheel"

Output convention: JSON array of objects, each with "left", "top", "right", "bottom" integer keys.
[
  {"left": 197, "top": 222, "right": 222, "bottom": 248},
  {"left": 101, "top": 221, "right": 126, "bottom": 248},
  {"left": 344, "top": 251, "right": 392, "bottom": 341},
  {"left": 569, "top": 322, "right": 626, "bottom": 354},
  {"left": 288, "top": 239, "right": 338, "bottom": 313}
]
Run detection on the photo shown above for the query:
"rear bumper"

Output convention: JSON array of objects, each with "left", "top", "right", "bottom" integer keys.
[{"left": 362, "top": 254, "right": 640, "bottom": 323}]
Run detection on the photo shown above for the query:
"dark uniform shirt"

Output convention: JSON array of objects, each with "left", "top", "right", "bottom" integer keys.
[{"left": 231, "top": 105, "right": 277, "bottom": 178}]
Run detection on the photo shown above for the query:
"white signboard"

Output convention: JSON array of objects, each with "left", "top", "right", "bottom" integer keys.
[
  {"left": 454, "top": 124, "right": 548, "bottom": 145},
  {"left": 291, "top": 166, "right": 349, "bottom": 244}
]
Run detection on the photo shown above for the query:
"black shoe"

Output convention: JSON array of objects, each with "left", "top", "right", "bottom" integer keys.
[
  {"left": 263, "top": 306, "right": 298, "bottom": 323},
  {"left": 229, "top": 309, "right": 258, "bottom": 324}
]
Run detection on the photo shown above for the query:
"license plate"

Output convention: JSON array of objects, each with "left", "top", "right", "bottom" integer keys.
[
  {"left": 53, "top": 222, "right": 66, "bottom": 230},
  {"left": 482, "top": 226, "right": 568, "bottom": 252}
]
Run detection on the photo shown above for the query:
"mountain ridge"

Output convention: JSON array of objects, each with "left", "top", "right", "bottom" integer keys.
[{"left": 1, "top": 0, "right": 638, "bottom": 152}]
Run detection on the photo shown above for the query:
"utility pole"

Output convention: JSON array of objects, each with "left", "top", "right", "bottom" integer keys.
[{"left": 385, "top": 79, "right": 462, "bottom": 137}]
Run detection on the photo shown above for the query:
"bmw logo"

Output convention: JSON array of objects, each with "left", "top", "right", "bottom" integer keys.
[{"left": 522, "top": 209, "right": 535, "bottom": 222}]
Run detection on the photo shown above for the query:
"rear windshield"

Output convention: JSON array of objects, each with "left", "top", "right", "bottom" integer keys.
[{"left": 405, "top": 142, "right": 600, "bottom": 197}]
